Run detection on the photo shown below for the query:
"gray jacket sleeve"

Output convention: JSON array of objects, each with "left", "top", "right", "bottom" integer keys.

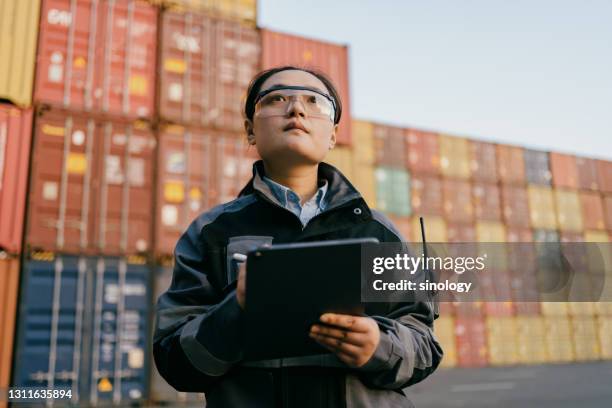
[{"left": 153, "top": 218, "right": 244, "bottom": 392}]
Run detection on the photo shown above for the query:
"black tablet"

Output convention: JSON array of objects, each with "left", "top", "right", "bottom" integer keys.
[{"left": 244, "top": 237, "right": 379, "bottom": 361}]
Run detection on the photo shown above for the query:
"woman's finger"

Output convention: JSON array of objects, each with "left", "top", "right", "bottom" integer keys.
[
  {"left": 310, "top": 324, "right": 368, "bottom": 346},
  {"left": 319, "top": 313, "right": 371, "bottom": 333},
  {"left": 310, "top": 332, "right": 363, "bottom": 357}
]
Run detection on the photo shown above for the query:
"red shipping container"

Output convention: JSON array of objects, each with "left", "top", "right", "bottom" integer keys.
[
  {"left": 472, "top": 182, "right": 501, "bottom": 221},
  {"left": 496, "top": 144, "right": 525, "bottom": 185},
  {"left": 469, "top": 140, "right": 497, "bottom": 182},
  {"left": 214, "top": 134, "right": 259, "bottom": 206},
  {"left": 442, "top": 179, "right": 473, "bottom": 223},
  {"left": 575, "top": 156, "right": 599, "bottom": 191},
  {"left": 550, "top": 152, "right": 578, "bottom": 189},
  {"left": 159, "top": 12, "right": 260, "bottom": 130},
  {"left": 0, "top": 105, "right": 33, "bottom": 253},
  {"left": 480, "top": 269, "right": 514, "bottom": 317},
  {"left": 506, "top": 227, "right": 532, "bottom": 243},
  {"left": 500, "top": 185, "right": 530, "bottom": 228},
  {"left": 604, "top": 195, "right": 612, "bottom": 231},
  {"left": 386, "top": 215, "right": 412, "bottom": 241},
  {"left": 260, "top": 29, "right": 352, "bottom": 145},
  {"left": 446, "top": 223, "right": 476, "bottom": 243},
  {"left": 597, "top": 160, "right": 612, "bottom": 193},
  {"left": 411, "top": 174, "right": 443, "bottom": 217},
  {"left": 579, "top": 192, "right": 605, "bottom": 231},
  {"left": 0, "top": 257, "right": 20, "bottom": 398},
  {"left": 404, "top": 128, "right": 440, "bottom": 175},
  {"left": 26, "top": 109, "right": 155, "bottom": 255},
  {"left": 455, "top": 316, "right": 488, "bottom": 367},
  {"left": 35, "top": 0, "right": 158, "bottom": 118},
  {"left": 373, "top": 124, "right": 405, "bottom": 168}
]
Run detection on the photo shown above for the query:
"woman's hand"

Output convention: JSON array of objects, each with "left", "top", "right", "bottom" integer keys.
[
  {"left": 309, "top": 313, "right": 380, "bottom": 368},
  {"left": 236, "top": 262, "right": 246, "bottom": 310}
]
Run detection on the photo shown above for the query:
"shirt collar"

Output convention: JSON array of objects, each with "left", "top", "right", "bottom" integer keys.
[{"left": 262, "top": 175, "right": 328, "bottom": 211}]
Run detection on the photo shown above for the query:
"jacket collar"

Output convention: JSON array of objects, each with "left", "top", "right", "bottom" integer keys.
[{"left": 238, "top": 160, "right": 369, "bottom": 214}]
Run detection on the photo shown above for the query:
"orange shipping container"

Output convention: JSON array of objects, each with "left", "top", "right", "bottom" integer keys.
[
  {"left": 442, "top": 179, "right": 473, "bottom": 223},
  {"left": 527, "top": 185, "right": 557, "bottom": 230},
  {"left": 0, "top": 256, "right": 20, "bottom": 401},
  {"left": 597, "top": 160, "right": 612, "bottom": 193},
  {"left": 352, "top": 120, "right": 375, "bottom": 164},
  {"left": 579, "top": 192, "right": 606, "bottom": 230},
  {"left": 26, "top": 110, "right": 156, "bottom": 255},
  {"left": 446, "top": 223, "right": 476, "bottom": 243},
  {"left": 434, "top": 317, "right": 457, "bottom": 368},
  {"left": 554, "top": 190, "right": 583, "bottom": 232},
  {"left": 500, "top": 185, "right": 530, "bottom": 228},
  {"left": 326, "top": 146, "right": 354, "bottom": 180},
  {"left": 373, "top": 123, "right": 405, "bottom": 168},
  {"left": 410, "top": 174, "right": 443, "bottom": 217},
  {"left": 404, "top": 128, "right": 440, "bottom": 175},
  {"left": 469, "top": 140, "right": 497, "bottom": 182},
  {"left": 0, "top": 105, "right": 33, "bottom": 253},
  {"left": 35, "top": 0, "right": 158, "bottom": 118},
  {"left": 604, "top": 195, "right": 612, "bottom": 231},
  {"left": 352, "top": 164, "right": 377, "bottom": 209},
  {"left": 472, "top": 182, "right": 501, "bottom": 221},
  {"left": 496, "top": 145, "right": 525, "bottom": 185},
  {"left": 260, "top": 29, "right": 351, "bottom": 145},
  {"left": 412, "top": 216, "right": 447, "bottom": 243},
  {"left": 439, "top": 134, "right": 470, "bottom": 179},
  {"left": 575, "top": 157, "right": 599, "bottom": 191},
  {"left": 550, "top": 152, "right": 578, "bottom": 189},
  {"left": 455, "top": 317, "right": 488, "bottom": 367},
  {"left": 159, "top": 11, "right": 260, "bottom": 130}
]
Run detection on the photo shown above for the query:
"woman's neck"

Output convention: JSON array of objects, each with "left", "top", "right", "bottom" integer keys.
[{"left": 263, "top": 161, "right": 319, "bottom": 205}]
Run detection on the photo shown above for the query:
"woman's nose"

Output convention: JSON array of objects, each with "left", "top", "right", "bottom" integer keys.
[{"left": 285, "top": 97, "right": 307, "bottom": 118}]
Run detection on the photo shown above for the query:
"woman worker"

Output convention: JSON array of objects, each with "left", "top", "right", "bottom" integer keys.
[{"left": 153, "top": 66, "right": 443, "bottom": 407}]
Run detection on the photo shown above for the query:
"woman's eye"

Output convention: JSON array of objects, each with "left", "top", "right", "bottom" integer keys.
[
  {"left": 270, "top": 94, "right": 285, "bottom": 102},
  {"left": 307, "top": 96, "right": 318, "bottom": 104}
]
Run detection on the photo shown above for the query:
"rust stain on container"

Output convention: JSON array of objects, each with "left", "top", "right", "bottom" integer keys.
[
  {"left": 405, "top": 128, "right": 440, "bottom": 175},
  {"left": 0, "top": 105, "right": 33, "bottom": 254},
  {"left": 549, "top": 152, "right": 578, "bottom": 189},
  {"left": 496, "top": 144, "right": 525, "bottom": 185},
  {"left": 469, "top": 140, "right": 497, "bottom": 182},
  {"left": 260, "top": 28, "right": 351, "bottom": 145}
]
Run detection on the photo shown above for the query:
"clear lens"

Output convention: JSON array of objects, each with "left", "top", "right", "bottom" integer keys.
[{"left": 255, "top": 89, "right": 334, "bottom": 120}]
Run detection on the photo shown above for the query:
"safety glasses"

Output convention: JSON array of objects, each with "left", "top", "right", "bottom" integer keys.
[{"left": 254, "top": 85, "right": 337, "bottom": 122}]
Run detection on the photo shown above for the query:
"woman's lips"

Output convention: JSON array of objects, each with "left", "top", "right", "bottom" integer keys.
[{"left": 283, "top": 121, "right": 309, "bottom": 133}]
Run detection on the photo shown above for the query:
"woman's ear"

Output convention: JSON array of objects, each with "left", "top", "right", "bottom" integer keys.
[
  {"left": 244, "top": 119, "right": 256, "bottom": 145},
  {"left": 329, "top": 124, "right": 338, "bottom": 149}
]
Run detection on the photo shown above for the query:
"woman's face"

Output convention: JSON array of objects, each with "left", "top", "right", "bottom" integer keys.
[{"left": 247, "top": 70, "right": 338, "bottom": 165}]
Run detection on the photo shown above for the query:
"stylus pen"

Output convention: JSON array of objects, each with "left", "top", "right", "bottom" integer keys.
[{"left": 233, "top": 253, "right": 247, "bottom": 262}]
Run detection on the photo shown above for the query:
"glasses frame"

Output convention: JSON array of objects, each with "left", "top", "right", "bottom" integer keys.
[{"left": 254, "top": 85, "right": 337, "bottom": 122}]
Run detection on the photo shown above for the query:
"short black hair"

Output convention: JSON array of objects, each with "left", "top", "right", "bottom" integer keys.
[{"left": 244, "top": 65, "right": 342, "bottom": 124}]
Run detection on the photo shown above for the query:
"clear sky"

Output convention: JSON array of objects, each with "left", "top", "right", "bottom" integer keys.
[{"left": 258, "top": 0, "right": 612, "bottom": 160}]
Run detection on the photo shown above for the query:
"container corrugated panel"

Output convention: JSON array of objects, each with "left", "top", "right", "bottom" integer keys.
[
  {"left": 26, "top": 110, "right": 156, "bottom": 255},
  {"left": 412, "top": 216, "right": 446, "bottom": 243},
  {"left": 472, "top": 182, "right": 501, "bottom": 221},
  {"left": 214, "top": 133, "right": 258, "bottom": 206},
  {"left": 375, "top": 167, "right": 410, "bottom": 216},
  {"left": 568, "top": 302, "right": 595, "bottom": 317},
  {"left": 603, "top": 195, "right": 612, "bottom": 231},
  {"left": 549, "top": 153, "right": 578, "bottom": 189},
  {"left": 159, "top": 12, "right": 260, "bottom": 130},
  {"left": 571, "top": 317, "right": 600, "bottom": 361},
  {"left": 35, "top": 0, "right": 158, "bottom": 118},
  {"left": 515, "top": 316, "right": 548, "bottom": 364},
  {"left": 533, "top": 228, "right": 559, "bottom": 243},
  {"left": 541, "top": 302, "right": 568, "bottom": 317},
  {"left": 583, "top": 230, "right": 609, "bottom": 242},
  {"left": 155, "top": 125, "right": 218, "bottom": 256},
  {"left": 442, "top": 179, "right": 473, "bottom": 223},
  {"left": 13, "top": 255, "right": 151, "bottom": 405},
  {"left": 469, "top": 140, "right": 497, "bottom": 182},
  {"left": 596, "top": 160, "right": 612, "bottom": 193},
  {"left": 486, "top": 317, "right": 518, "bottom": 365},
  {"left": 446, "top": 223, "right": 476, "bottom": 243},
  {"left": 434, "top": 317, "right": 456, "bottom": 368},
  {"left": 496, "top": 145, "right": 525, "bottom": 185},
  {"left": 544, "top": 317, "right": 574, "bottom": 362},
  {"left": 150, "top": 0, "right": 257, "bottom": 26},
  {"left": 352, "top": 164, "right": 376, "bottom": 209},
  {"left": 506, "top": 227, "right": 532, "bottom": 243},
  {"left": 554, "top": 189, "right": 583, "bottom": 232},
  {"left": 476, "top": 221, "right": 506, "bottom": 242},
  {"left": 500, "top": 185, "right": 530, "bottom": 227},
  {"left": 598, "top": 317, "right": 612, "bottom": 359},
  {"left": 260, "top": 29, "right": 351, "bottom": 145},
  {"left": 352, "top": 120, "right": 375, "bottom": 164},
  {"left": 527, "top": 185, "right": 557, "bottom": 230},
  {"left": 454, "top": 301, "right": 484, "bottom": 318},
  {"left": 579, "top": 192, "right": 605, "bottom": 230},
  {"left": 524, "top": 149, "right": 552, "bottom": 186},
  {"left": 559, "top": 232, "right": 584, "bottom": 242},
  {"left": 410, "top": 174, "right": 443, "bottom": 217},
  {"left": 506, "top": 234, "right": 541, "bottom": 316},
  {"left": 373, "top": 124, "right": 405, "bottom": 168},
  {"left": 326, "top": 146, "right": 354, "bottom": 181},
  {"left": 0, "top": 105, "right": 33, "bottom": 253},
  {"left": 455, "top": 317, "right": 488, "bottom": 367},
  {"left": 404, "top": 128, "right": 440, "bottom": 175},
  {"left": 0, "top": 0, "right": 41, "bottom": 107},
  {"left": 0, "top": 256, "right": 20, "bottom": 397},
  {"left": 439, "top": 134, "right": 470, "bottom": 179},
  {"left": 575, "top": 156, "right": 599, "bottom": 191}
]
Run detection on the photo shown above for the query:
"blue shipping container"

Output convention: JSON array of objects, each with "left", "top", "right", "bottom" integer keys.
[{"left": 12, "top": 255, "right": 151, "bottom": 406}]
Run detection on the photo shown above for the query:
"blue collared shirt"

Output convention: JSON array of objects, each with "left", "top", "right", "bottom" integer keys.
[{"left": 262, "top": 176, "right": 328, "bottom": 227}]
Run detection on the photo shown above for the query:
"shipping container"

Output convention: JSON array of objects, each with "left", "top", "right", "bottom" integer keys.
[
  {"left": 438, "top": 134, "right": 470, "bottom": 179},
  {"left": 412, "top": 216, "right": 446, "bottom": 243},
  {"left": 372, "top": 123, "right": 405, "bottom": 168},
  {"left": 446, "top": 223, "right": 476, "bottom": 243},
  {"left": 386, "top": 215, "right": 412, "bottom": 241},
  {"left": 455, "top": 317, "right": 488, "bottom": 367},
  {"left": 486, "top": 317, "right": 518, "bottom": 365},
  {"left": 472, "top": 182, "right": 501, "bottom": 221},
  {"left": 0, "top": 0, "right": 41, "bottom": 107},
  {"left": 506, "top": 227, "right": 532, "bottom": 243},
  {"left": 13, "top": 254, "right": 151, "bottom": 405},
  {"left": 506, "top": 236, "right": 541, "bottom": 316},
  {"left": 527, "top": 185, "right": 557, "bottom": 230},
  {"left": 0, "top": 255, "right": 20, "bottom": 399},
  {"left": 352, "top": 120, "right": 375, "bottom": 164},
  {"left": 571, "top": 317, "right": 600, "bottom": 361},
  {"left": 442, "top": 179, "right": 473, "bottom": 223},
  {"left": 0, "top": 105, "right": 33, "bottom": 253},
  {"left": 575, "top": 156, "right": 599, "bottom": 191},
  {"left": 214, "top": 133, "right": 258, "bottom": 206},
  {"left": 583, "top": 230, "right": 609, "bottom": 242},
  {"left": 533, "top": 229, "right": 559, "bottom": 243},
  {"left": 469, "top": 140, "right": 497, "bottom": 183},
  {"left": 35, "top": 0, "right": 158, "bottom": 118},
  {"left": 549, "top": 153, "right": 578, "bottom": 189},
  {"left": 524, "top": 149, "right": 551, "bottom": 186},
  {"left": 325, "top": 146, "right": 354, "bottom": 181},
  {"left": 579, "top": 192, "right": 605, "bottom": 231},
  {"left": 496, "top": 144, "right": 525, "bottom": 185},
  {"left": 410, "top": 174, "right": 443, "bottom": 217},
  {"left": 149, "top": 0, "right": 257, "bottom": 26},
  {"left": 554, "top": 189, "right": 583, "bottom": 232},
  {"left": 352, "top": 164, "right": 377, "bottom": 209},
  {"left": 596, "top": 160, "right": 612, "bottom": 193},
  {"left": 260, "top": 29, "right": 351, "bottom": 145},
  {"left": 433, "top": 316, "right": 456, "bottom": 368},
  {"left": 541, "top": 302, "right": 568, "bottom": 317},
  {"left": 159, "top": 12, "right": 260, "bottom": 130},
  {"left": 26, "top": 110, "right": 156, "bottom": 255},
  {"left": 500, "top": 185, "right": 530, "bottom": 227},
  {"left": 515, "top": 316, "right": 548, "bottom": 364},
  {"left": 598, "top": 317, "right": 612, "bottom": 359},
  {"left": 604, "top": 195, "right": 612, "bottom": 231},
  {"left": 544, "top": 317, "right": 574, "bottom": 362},
  {"left": 404, "top": 128, "right": 440, "bottom": 175},
  {"left": 476, "top": 221, "right": 505, "bottom": 242},
  {"left": 375, "top": 167, "right": 410, "bottom": 216}
]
